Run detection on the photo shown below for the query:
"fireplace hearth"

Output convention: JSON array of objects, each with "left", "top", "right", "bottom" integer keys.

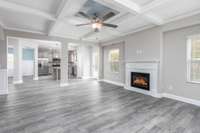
[{"left": 131, "top": 72, "right": 150, "bottom": 91}]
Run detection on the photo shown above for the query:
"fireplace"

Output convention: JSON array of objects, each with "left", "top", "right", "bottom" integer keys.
[
  {"left": 131, "top": 72, "right": 150, "bottom": 91},
  {"left": 126, "top": 63, "right": 159, "bottom": 97}
]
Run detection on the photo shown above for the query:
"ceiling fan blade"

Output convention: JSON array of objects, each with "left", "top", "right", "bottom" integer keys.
[
  {"left": 102, "top": 12, "right": 115, "bottom": 21},
  {"left": 103, "top": 23, "right": 118, "bottom": 28},
  {"left": 76, "top": 23, "right": 91, "bottom": 27},
  {"left": 78, "top": 11, "right": 91, "bottom": 20}
]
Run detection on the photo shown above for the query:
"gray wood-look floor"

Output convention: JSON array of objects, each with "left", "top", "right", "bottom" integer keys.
[{"left": 0, "top": 78, "right": 200, "bottom": 133}]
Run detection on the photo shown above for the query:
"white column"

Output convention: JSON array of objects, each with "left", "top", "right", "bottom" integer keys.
[
  {"left": 98, "top": 45, "right": 104, "bottom": 80},
  {"left": 33, "top": 45, "right": 38, "bottom": 80},
  {"left": 89, "top": 46, "right": 93, "bottom": 77},
  {"left": 60, "top": 42, "right": 68, "bottom": 87},
  {"left": 13, "top": 39, "right": 23, "bottom": 84},
  {"left": 0, "top": 26, "right": 8, "bottom": 95},
  {"left": 77, "top": 45, "right": 83, "bottom": 78}
]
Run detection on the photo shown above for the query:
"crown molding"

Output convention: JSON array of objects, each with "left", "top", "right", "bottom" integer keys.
[
  {"left": 5, "top": 27, "right": 46, "bottom": 35},
  {"left": 164, "top": 9, "right": 200, "bottom": 25}
]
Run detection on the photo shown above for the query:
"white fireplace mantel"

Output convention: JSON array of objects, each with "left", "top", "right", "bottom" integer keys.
[{"left": 125, "top": 62, "right": 161, "bottom": 98}]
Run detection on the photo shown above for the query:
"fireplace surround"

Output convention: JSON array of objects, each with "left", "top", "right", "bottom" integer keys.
[{"left": 125, "top": 62, "right": 160, "bottom": 98}]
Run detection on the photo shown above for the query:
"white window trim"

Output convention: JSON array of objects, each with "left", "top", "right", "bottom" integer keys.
[
  {"left": 109, "top": 49, "right": 120, "bottom": 74},
  {"left": 186, "top": 36, "right": 200, "bottom": 84}
]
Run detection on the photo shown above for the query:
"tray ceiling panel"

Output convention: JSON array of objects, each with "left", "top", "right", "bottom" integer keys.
[
  {"left": 76, "top": 0, "right": 119, "bottom": 19},
  {"left": 84, "top": 28, "right": 120, "bottom": 42},
  {"left": 149, "top": 0, "right": 200, "bottom": 21},
  {"left": 5, "top": 0, "right": 62, "bottom": 14},
  {"left": 50, "top": 21, "right": 92, "bottom": 39},
  {"left": 116, "top": 15, "right": 152, "bottom": 33},
  {"left": 0, "top": 8, "right": 48, "bottom": 33}
]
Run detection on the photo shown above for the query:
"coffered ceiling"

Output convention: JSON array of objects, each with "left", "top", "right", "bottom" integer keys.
[{"left": 0, "top": 0, "right": 200, "bottom": 42}]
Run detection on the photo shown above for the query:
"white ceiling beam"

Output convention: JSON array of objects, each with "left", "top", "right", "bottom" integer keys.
[
  {"left": 48, "top": 0, "right": 73, "bottom": 36},
  {"left": 110, "top": 0, "right": 164, "bottom": 25},
  {"left": 0, "top": 0, "right": 56, "bottom": 21},
  {"left": 141, "top": 0, "right": 172, "bottom": 13},
  {"left": 111, "top": 0, "right": 141, "bottom": 13},
  {"left": 48, "top": 0, "right": 88, "bottom": 36}
]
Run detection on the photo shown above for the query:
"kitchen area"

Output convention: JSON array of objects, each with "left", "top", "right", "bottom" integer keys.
[
  {"left": 38, "top": 43, "right": 78, "bottom": 80},
  {"left": 38, "top": 44, "right": 61, "bottom": 80},
  {"left": 7, "top": 37, "right": 95, "bottom": 86}
]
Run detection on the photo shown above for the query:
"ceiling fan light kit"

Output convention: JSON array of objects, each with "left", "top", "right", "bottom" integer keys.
[
  {"left": 76, "top": 11, "right": 118, "bottom": 32},
  {"left": 92, "top": 23, "right": 102, "bottom": 30}
]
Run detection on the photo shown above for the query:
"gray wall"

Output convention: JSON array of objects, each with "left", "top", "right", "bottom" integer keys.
[
  {"left": 0, "top": 25, "right": 7, "bottom": 95},
  {"left": 101, "top": 15, "right": 200, "bottom": 101},
  {"left": 125, "top": 27, "right": 162, "bottom": 62},
  {"left": 0, "top": 25, "right": 4, "bottom": 40},
  {"left": 102, "top": 27, "right": 162, "bottom": 84},
  {"left": 163, "top": 24, "right": 200, "bottom": 100},
  {"left": 0, "top": 26, "right": 6, "bottom": 69}
]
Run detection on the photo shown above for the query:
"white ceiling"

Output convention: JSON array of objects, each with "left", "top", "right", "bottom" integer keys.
[{"left": 0, "top": 0, "right": 200, "bottom": 42}]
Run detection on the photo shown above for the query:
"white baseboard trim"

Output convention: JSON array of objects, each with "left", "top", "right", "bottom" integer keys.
[
  {"left": 13, "top": 80, "right": 23, "bottom": 84},
  {"left": 100, "top": 79, "right": 125, "bottom": 87},
  {"left": 81, "top": 76, "right": 93, "bottom": 79},
  {"left": 60, "top": 83, "right": 69, "bottom": 87},
  {"left": 162, "top": 93, "right": 200, "bottom": 107},
  {"left": 0, "top": 90, "right": 8, "bottom": 95},
  {"left": 38, "top": 76, "right": 52, "bottom": 80},
  {"left": 33, "top": 77, "right": 39, "bottom": 80}
]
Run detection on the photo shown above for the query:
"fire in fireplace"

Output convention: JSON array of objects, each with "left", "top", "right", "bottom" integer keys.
[{"left": 131, "top": 72, "right": 150, "bottom": 91}]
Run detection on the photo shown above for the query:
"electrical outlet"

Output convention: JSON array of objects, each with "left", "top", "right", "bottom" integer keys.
[
  {"left": 136, "top": 50, "right": 143, "bottom": 55},
  {"left": 136, "top": 50, "right": 140, "bottom": 55},
  {"left": 139, "top": 50, "right": 143, "bottom": 54}
]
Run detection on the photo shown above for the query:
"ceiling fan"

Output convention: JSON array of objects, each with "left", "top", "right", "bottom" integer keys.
[{"left": 76, "top": 11, "right": 118, "bottom": 32}]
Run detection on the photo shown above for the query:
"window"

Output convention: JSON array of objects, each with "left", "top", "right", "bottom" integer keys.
[
  {"left": 187, "top": 36, "right": 200, "bottom": 83},
  {"left": 109, "top": 49, "right": 120, "bottom": 73},
  {"left": 23, "top": 48, "right": 34, "bottom": 60}
]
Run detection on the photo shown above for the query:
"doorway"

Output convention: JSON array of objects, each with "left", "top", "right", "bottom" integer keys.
[{"left": 7, "top": 37, "right": 61, "bottom": 85}]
